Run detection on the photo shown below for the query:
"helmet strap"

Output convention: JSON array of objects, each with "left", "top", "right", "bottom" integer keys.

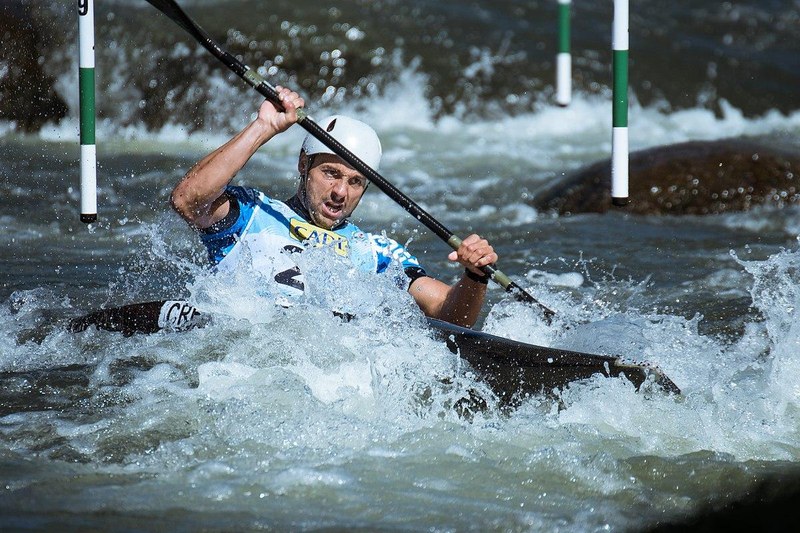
[{"left": 298, "top": 153, "right": 316, "bottom": 212}]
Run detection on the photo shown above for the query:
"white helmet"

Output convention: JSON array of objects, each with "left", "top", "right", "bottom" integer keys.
[{"left": 300, "top": 115, "right": 382, "bottom": 170}]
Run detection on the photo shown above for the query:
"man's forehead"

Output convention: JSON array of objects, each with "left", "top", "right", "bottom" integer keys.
[
  {"left": 311, "top": 154, "right": 364, "bottom": 176},
  {"left": 312, "top": 153, "right": 349, "bottom": 167}
]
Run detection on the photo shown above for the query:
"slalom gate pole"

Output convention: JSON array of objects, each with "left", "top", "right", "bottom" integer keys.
[
  {"left": 611, "top": 0, "right": 629, "bottom": 206},
  {"left": 555, "top": 0, "right": 572, "bottom": 107},
  {"left": 78, "top": 0, "right": 98, "bottom": 223}
]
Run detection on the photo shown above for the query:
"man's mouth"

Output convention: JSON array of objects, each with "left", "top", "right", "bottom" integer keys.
[{"left": 323, "top": 201, "right": 343, "bottom": 217}]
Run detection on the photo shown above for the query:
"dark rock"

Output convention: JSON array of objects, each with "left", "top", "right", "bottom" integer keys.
[
  {"left": 644, "top": 470, "right": 800, "bottom": 533},
  {"left": 532, "top": 138, "right": 800, "bottom": 215},
  {"left": 0, "top": 2, "right": 69, "bottom": 133}
]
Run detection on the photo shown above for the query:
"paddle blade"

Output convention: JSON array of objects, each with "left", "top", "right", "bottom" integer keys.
[
  {"left": 145, "top": 0, "right": 202, "bottom": 38},
  {"left": 69, "top": 300, "right": 206, "bottom": 336}
]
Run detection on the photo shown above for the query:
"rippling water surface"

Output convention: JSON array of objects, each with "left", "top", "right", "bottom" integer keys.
[{"left": 2, "top": 1, "right": 800, "bottom": 531}]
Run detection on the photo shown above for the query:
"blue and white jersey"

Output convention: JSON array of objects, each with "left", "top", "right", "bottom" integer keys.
[{"left": 199, "top": 186, "right": 426, "bottom": 297}]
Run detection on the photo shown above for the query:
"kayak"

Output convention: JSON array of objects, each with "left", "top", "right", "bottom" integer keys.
[
  {"left": 68, "top": 300, "right": 680, "bottom": 402},
  {"left": 427, "top": 317, "right": 681, "bottom": 401}
]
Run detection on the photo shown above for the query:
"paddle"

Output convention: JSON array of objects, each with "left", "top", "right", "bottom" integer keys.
[{"left": 144, "top": 0, "right": 556, "bottom": 323}]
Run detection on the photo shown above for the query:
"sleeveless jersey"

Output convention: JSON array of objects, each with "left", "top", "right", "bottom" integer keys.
[{"left": 199, "top": 186, "right": 426, "bottom": 297}]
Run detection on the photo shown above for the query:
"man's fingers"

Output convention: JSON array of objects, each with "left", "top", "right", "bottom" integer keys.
[
  {"left": 274, "top": 86, "right": 305, "bottom": 113},
  {"left": 449, "top": 234, "right": 497, "bottom": 272}
]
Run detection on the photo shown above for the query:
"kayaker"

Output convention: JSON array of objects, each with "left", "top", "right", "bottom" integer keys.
[{"left": 170, "top": 86, "right": 498, "bottom": 328}]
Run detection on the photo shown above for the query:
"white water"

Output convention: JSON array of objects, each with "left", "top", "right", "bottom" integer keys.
[
  {"left": 3, "top": 228, "right": 800, "bottom": 530},
  {"left": 3, "top": 57, "right": 800, "bottom": 531}
]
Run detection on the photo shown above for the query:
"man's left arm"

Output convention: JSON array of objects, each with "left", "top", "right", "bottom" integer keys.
[{"left": 408, "top": 234, "right": 497, "bottom": 328}]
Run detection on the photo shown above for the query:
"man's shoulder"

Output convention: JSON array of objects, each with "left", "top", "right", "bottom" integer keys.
[
  {"left": 227, "top": 185, "right": 295, "bottom": 212},
  {"left": 226, "top": 185, "right": 269, "bottom": 204}
]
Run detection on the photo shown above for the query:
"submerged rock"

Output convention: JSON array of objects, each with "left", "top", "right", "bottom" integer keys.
[{"left": 532, "top": 138, "right": 800, "bottom": 215}]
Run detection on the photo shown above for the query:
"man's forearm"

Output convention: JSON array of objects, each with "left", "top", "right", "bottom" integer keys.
[
  {"left": 171, "top": 119, "right": 275, "bottom": 227},
  {"left": 434, "top": 274, "right": 488, "bottom": 328}
]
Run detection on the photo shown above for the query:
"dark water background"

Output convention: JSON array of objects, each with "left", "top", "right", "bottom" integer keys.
[
  {"left": 1, "top": 1, "right": 800, "bottom": 531},
  {"left": 4, "top": 0, "right": 799, "bottom": 131}
]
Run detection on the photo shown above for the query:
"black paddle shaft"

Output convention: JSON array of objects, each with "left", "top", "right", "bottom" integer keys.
[{"left": 144, "top": 0, "right": 555, "bottom": 322}]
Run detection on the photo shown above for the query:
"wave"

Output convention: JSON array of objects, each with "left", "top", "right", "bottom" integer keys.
[{"left": 22, "top": 64, "right": 800, "bottom": 165}]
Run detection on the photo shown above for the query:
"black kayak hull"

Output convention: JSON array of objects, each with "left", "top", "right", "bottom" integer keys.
[{"left": 427, "top": 317, "right": 680, "bottom": 401}]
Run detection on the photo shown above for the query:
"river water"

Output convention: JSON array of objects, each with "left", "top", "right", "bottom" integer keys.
[{"left": 2, "top": 1, "right": 800, "bottom": 531}]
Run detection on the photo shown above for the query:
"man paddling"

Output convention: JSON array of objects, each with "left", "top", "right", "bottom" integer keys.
[{"left": 171, "top": 87, "right": 498, "bottom": 328}]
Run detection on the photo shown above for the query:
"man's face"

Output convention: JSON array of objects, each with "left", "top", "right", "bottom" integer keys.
[{"left": 299, "top": 153, "right": 368, "bottom": 229}]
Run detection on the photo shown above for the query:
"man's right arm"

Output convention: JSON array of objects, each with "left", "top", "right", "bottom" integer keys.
[
  {"left": 170, "top": 87, "right": 305, "bottom": 230},
  {"left": 407, "top": 234, "right": 497, "bottom": 328}
]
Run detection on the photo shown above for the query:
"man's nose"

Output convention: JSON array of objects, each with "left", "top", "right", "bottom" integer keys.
[{"left": 331, "top": 179, "right": 348, "bottom": 198}]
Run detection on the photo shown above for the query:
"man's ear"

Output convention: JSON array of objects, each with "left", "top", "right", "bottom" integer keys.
[{"left": 298, "top": 151, "right": 309, "bottom": 177}]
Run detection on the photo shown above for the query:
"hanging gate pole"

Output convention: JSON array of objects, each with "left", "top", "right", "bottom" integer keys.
[
  {"left": 555, "top": 0, "right": 572, "bottom": 107},
  {"left": 611, "top": 0, "right": 629, "bottom": 206},
  {"left": 78, "top": 0, "right": 98, "bottom": 223}
]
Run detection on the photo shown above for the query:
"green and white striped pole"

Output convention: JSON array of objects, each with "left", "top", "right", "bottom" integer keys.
[
  {"left": 556, "top": 0, "right": 572, "bottom": 107},
  {"left": 78, "top": 0, "right": 97, "bottom": 223},
  {"left": 611, "top": 0, "right": 629, "bottom": 206}
]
